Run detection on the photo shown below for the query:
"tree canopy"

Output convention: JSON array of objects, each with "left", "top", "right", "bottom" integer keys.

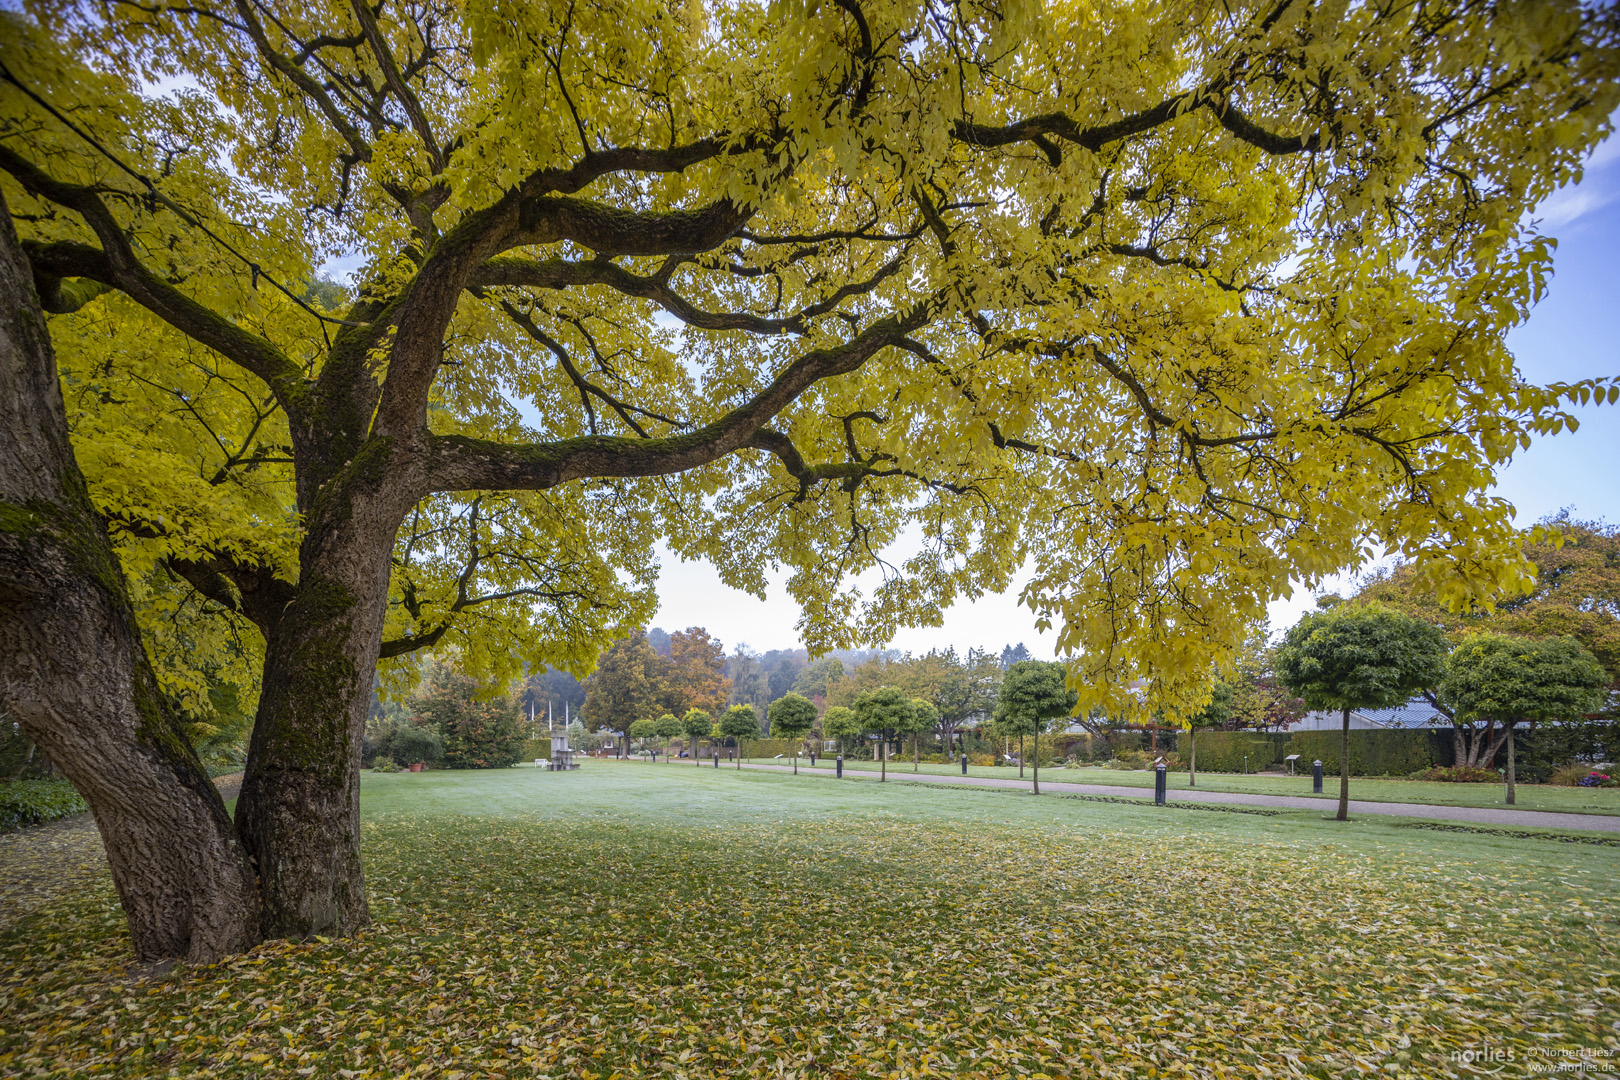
[
  {"left": 719, "top": 704, "right": 761, "bottom": 738},
  {"left": 821, "top": 706, "right": 861, "bottom": 753},
  {"left": 854, "top": 687, "right": 914, "bottom": 737},
  {"left": 1276, "top": 604, "right": 1450, "bottom": 715},
  {"left": 994, "top": 661, "right": 1077, "bottom": 736},
  {"left": 767, "top": 693, "right": 817, "bottom": 742}
]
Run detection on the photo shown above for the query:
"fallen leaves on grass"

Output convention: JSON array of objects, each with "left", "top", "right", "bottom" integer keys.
[{"left": 2, "top": 812, "right": 1617, "bottom": 1078}]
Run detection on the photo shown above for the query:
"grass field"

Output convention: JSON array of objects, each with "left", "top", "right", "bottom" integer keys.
[
  {"left": 3, "top": 763, "right": 1618, "bottom": 1078},
  {"left": 732, "top": 754, "right": 1620, "bottom": 815}
]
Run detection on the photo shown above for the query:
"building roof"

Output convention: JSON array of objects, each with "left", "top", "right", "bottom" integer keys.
[{"left": 1356, "top": 698, "right": 1450, "bottom": 730}]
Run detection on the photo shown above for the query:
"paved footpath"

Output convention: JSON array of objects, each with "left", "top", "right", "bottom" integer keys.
[{"left": 725, "top": 761, "right": 1620, "bottom": 833}]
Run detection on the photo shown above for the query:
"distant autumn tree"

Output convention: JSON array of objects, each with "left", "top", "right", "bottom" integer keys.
[
  {"left": 664, "top": 628, "right": 731, "bottom": 717},
  {"left": 1352, "top": 517, "right": 1620, "bottom": 678},
  {"left": 582, "top": 632, "right": 664, "bottom": 756}
]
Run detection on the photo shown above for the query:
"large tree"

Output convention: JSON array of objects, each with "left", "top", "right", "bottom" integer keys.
[
  {"left": 1352, "top": 518, "right": 1620, "bottom": 678},
  {"left": 4, "top": 0, "right": 1618, "bottom": 960},
  {"left": 1440, "top": 633, "right": 1608, "bottom": 804},
  {"left": 1276, "top": 603, "right": 1450, "bottom": 820},
  {"left": 410, "top": 657, "right": 525, "bottom": 768}
]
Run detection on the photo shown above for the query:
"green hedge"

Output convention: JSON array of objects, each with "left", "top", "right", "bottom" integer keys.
[
  {"left": 1176, "top": 731, "right": 1290, "bottom": 773},
  {"left": 738, "top": 738, "right": 819, "bottom": 758},
  {"left": 1284, "top": 729, "right": 1449, "bottom": 777},
  {"left": 0, "top": 779, "right": 88, "bottom": 831}
]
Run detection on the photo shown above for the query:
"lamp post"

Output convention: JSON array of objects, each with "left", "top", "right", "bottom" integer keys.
[
  {"left": 1312, "top": 759, "right": 1323, "bottom": 794},
  {"left": 1154, "top": 760, "right": 1167, "bottom": 805}
]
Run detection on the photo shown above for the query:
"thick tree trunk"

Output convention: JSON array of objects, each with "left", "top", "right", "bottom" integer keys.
[
  {"left": 1337, "top": 707, "right": 1350, "bottom": 821},
  {"left": 0, "top": 196, "right": 259, "bottom": 963},
  {"left": 234, "top": 479, "right": 404, "bottom": 939}
]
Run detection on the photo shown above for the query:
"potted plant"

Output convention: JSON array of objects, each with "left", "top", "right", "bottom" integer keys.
[{"left": 389, "top": 725, "right": 442, "bottom": 773}]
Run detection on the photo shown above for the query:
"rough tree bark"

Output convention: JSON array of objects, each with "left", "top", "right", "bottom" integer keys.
[{"left": 0, "top": 193, "right": 260, "bottom": 963}]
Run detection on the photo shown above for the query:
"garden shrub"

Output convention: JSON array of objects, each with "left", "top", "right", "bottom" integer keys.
[
  {"left": 371, "top": 756, "right": 398, "bottom": 773},
  {"left": 1411, "top": 765, "right": 1500, "bottom": 783},
  {"left": 1108, "top": 750, "right": 1153, "bottom": 770},
  {"left": 1577, "top": 771, "right": 1617, "bottom": 788},
  {"left": 388, "top": 724, "right": 444, "bottom": 767},
  {"left": 1547, "top": 763, "right": 1613, "bottom": 786},
  {"left": 0, "top": 779, "right": 88, "bottom": 831}
]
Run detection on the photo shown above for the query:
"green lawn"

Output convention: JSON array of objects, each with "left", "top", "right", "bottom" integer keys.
[
  {"left": 741, "top": 754, "right": 1620, "bottom": 815},
  {"left": 4, "top": 763, "right": 1618, "bottom": 1078}
]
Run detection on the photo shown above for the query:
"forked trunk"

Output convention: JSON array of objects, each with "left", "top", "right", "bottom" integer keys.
[{"left": 0, "top": 199, "right": 259, "bottom": 963}]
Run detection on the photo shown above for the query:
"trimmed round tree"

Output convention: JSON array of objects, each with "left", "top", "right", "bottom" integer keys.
[
  {"left": 628, "top": 717, "right": 658, "bottom": 758},
  {"left": 680, "top": 708, "right": 713, "bottom": 766},
  {"left": 995, "top": 660, "right": 1077, "bottom": 795},
  {"left": 653, "top": 713, "right": 684, "bottom": 762},
  {"left": 1184, "top": 681, "right": 1234, "bottom": 787},
  {"left": 822, "top": 706, "right": 861, "bottom": 757},
  {"left": 1276, "top": 602, "right": 1449, "bottom": 820},
  {"left": 1440, "top": 633, "right": 1608, "bottom": 804},
  {"left": 768, "top": 693, "right": 817, "bottom": 774},
  {"left": 719, "top": 704, "right": 761, "bottom": 769},
  {"left": 854, "top": 687, "right": 915, "bottom": 783},
  {"left": 905, "top": 700, "right": 940, "bottom": 772}
]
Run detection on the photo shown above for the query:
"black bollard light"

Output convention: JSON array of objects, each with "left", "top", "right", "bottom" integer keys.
[
  {"left": 713, "top": 751, "right": 719, "bottom": 769},
  {"left": 810, "top": 751, "right": 816, "bottom": 768},
  {"left": 1154, "top": 761, "right": 1167, "bottom": 805},
  {"left": 836, "top": 755, "right": 844, "bottom": 779},
  {"left": 1312, "top": 758, "right": 1323, "bottom": 794},
  {"left": 961, "top": 754, "right": 968, "bottom": 775}
]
